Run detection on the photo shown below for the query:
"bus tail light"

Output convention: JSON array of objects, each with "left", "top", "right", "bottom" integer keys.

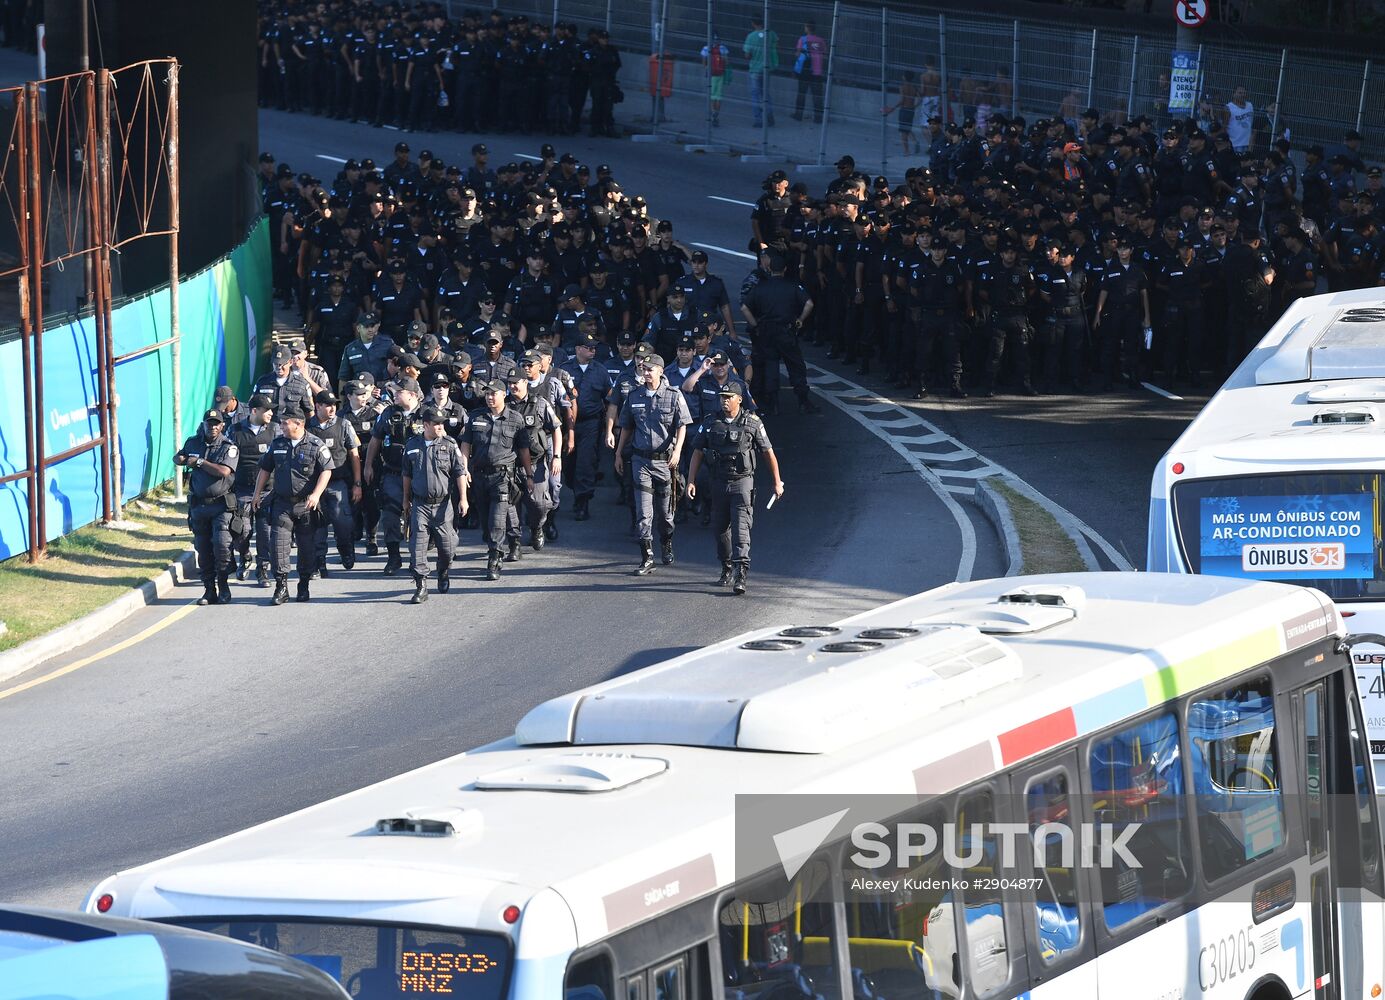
[
  {"left": 1171, "top": 462, "right": 1185, "bottom": 475},
  {"left": 95, "top": 893, "right": 114, "bottom": 913},
  {"left": 1369, "top": 985, "right": 1379, "bottom": 997},
  {"left": 502, "top": 905, "right": 520, "bottom": 924}
]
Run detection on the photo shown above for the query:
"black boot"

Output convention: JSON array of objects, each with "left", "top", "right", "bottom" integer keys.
[
  {"left": 661, "top": 538, "right": 675, "bottom": 565},
  {"left": 733, "top": 564, "right": 748, "bottom": 595},
  {"left": 634, "top": 541, "right": 656, "bottom": 576},
  {"left": 410, "top": 573, "right": 429, "bottom": 604},
  {"left": 256, "top": 562, "right": 269, "bottom": 587},
  {"left": 437, "top": 563, "right": 451, "bottom": 594},
  {"left": 365, "top": 539, "right": 379, "bottom": 557},
  {"left": 236, "top": 554, "right": 249, "bottom": 581},
  {"left": 383, "top": 543, "right": 402, "bottom": 576},
  {"left": 530, "top": 526, "right": 545, "bottom": 551},
  {"left": 717, "top": 562, "right": 733, "bottom": 586},
  {"left": 486, "top": 550, "right": 502, "bottom": 581},
  {"left": 506, "top": 538, "right": 522, "bottom": 562},
  {"left": 544, "top": 511, "right": 558, "bottom": 541},
  {"left": 271, "top": 577, "right": 290, "bottom": 605},
  {"left": 574, "top": 497, "right": 590, "bottom": 521},
  {"left": 296, "top": 580, "right": 311, "bottom": 602},
  {"left": 341, "top": 546, "right": 355, "bottom": 570},
  {"left": 217, "top": 574, "right": 232, "bottom": 605},
  {"left": 197, "top": 583, "right": 219, "bottom": 606}
]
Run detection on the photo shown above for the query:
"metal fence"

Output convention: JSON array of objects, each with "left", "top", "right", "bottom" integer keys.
[
  {"left": 451, "top": 0, "right": 1385, "bottom": 169},
  {"left": 0, "top": 60, "right": 180, "bottom": 561}
]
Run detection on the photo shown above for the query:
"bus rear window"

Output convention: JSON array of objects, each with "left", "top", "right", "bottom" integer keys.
[
  {"left": 1170, "top": 472, "right": 1385, "bottom": 601},
  {"left": 171, "top": 919, "right": 510, "bottom": 1000}
]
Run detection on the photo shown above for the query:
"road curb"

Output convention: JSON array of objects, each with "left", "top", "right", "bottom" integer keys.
[
  {"left": 974, "top": 479, "right": 1024, "bottom": 577},
  {"left": 0, "top": 548, "right": 196, "bottom": 687}
]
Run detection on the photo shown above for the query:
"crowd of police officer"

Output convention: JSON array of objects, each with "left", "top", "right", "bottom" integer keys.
[
  {"left": 184, "top": 136, "right": 793, "bottom": 605},
  {"left": 258, "top": 2, "right": 623, "bottom": 138},
  {"left": 748, "top": 111, "right": 1379, "bottom": 396}
]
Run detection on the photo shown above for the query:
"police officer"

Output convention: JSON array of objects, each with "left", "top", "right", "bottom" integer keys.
[
  {"left": 252, "top": 412, "right": 335, "bottom": 605},
  {"left": 1223, "top": 228, "right": 1275, "bottom": 372},
  {"left": 502, "top": 371, "right": 562, "bottom": 552},
  {"left": 1093, "top": 236, "right": 1151, "bottom": 391},
  {"left": 1036, "top": 244, "right": 1089, "bottom": 393},
  {"left": 230, "top": 393, "right": 277, "bottom": 585},
  {"left": 338, "top": 311, "right": 394, "bottom": 391},
  {"left": 364, "top": 377, "right": 425, "bottom": 575},
  {"left": 978, "top": 240, "right": 1038, "bottom": 397},
  {"left": 739, "top": 251, "right": 821, "bottom": 415},
  {"left": 402, "top": 406, "right": 469, "bottom": 604},
  {"left": 342, "top": 378, "right": 384, "bottom": 555},
  {"left": 615, "top": 354, "right": 692, "bottom": 576},
  {"left": 686, "top": 383, "right": 783, "bottom": 595},
  {"left": 909, "top": 240, "right": 967, "bottom": 399},
  {"left": 255, "top": 343, "right": 315, "bottom": 421},
  {"left": 460, "top": 380, "right": 535, "bottom": 580},
  {"left": 308, "top": 389, "right": 362, "bottom": 576},
  {"left": 560, "top": 332, "right": 612, "bottom": 520},
  {"left": 174, "top": 409, "right": 240, "bottom": 606},
  {"left": 1157, "top": 239, "right": 1208, "bottom": 388}
]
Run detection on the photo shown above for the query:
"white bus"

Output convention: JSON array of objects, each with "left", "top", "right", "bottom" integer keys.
[
  {"left": 1147, "top": 288, "right": 1385, "bottom": 785},
  {"left": 87, "top": 573, "right": 1384, "bottom": 1000}
]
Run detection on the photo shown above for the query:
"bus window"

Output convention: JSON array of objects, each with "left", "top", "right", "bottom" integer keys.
[
  {"left": 719, "top": 860, "right": 837, "bottom": 1000},
  {"left": 566, "top": 953, "right": 614, "bottom": 1000},
  {"left": 842, "top": 804, "right": 960, "bottom": 1000},
  {"left": 1087, "top": 712, "right": 1191, "bottom": 930},
  {"left": 1343, "top": 692, "right": 1384, "bottom": 890},
  {"left": 1188, "top": 676, "right": 1286, "bottom": 882},
  {"left": 1024, "top": 771, "right": 1082, "bottom": 966},
  {"left": 956, "top": 791, "right": 1010, "bottom": 996},
  {"left": 652, "top": 956, "right": 686, "bottom": 1000}
]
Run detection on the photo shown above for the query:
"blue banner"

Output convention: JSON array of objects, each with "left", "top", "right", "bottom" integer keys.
[
  {"left": 1199, "top": 493, "right": 1376, "bottom": 580},
  {"left": 1169, "top": 50, "right": 1200, "bottom": 118}
]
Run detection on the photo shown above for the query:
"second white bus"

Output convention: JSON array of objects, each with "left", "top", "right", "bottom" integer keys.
[{"left": 1148, "top": 287, "right": 1385, "bottom": 785}]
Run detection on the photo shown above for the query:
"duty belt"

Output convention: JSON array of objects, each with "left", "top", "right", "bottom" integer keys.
[
  {"left": 416, "top": 494, "right": 449, "bottom": 503},
  {"left": 477, "top": 461, "right": 515, "bottom": 473},
  {"left": 636, "top": 448, "right": 671, "bottom": 461}
]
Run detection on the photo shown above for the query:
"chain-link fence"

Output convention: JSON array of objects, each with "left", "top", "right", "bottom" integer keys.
[{"left": 450, "top": 0, "right": 1385, "bottom": 172}]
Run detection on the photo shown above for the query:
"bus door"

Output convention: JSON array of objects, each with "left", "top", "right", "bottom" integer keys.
[
  {"left": 1298, "top": 672, "right": 1385, "bottom": 1000},
  {"left": 1008, "top": 750, "right": 1096, "bottom": 998}
]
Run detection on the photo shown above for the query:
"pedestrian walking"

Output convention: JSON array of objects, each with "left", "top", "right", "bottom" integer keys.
[
  {"left": 743, "top": 16, "right": 778, "bottom": 129},
  {"left": 701, "top": 34, "right": 732, "bottom": 127}
]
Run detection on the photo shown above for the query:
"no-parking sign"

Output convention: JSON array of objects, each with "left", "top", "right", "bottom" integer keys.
[{"left": 1174, "top": 0, "right": 1208, "bottom": 27}]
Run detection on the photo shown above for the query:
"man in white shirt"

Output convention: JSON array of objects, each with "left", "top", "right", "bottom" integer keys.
[{"left": 1223, "top": 85, "right": 1254, "bottom": 154}]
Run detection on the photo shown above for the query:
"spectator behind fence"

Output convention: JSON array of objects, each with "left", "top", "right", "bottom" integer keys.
[
  {"left": 791, "top": 22, "right": 825, "bottom": 124},
  {"left": 743, "top": 15, "right": 778, "bottom": 129},
  {"left": 701, "top": 33, "right": 732, "bottom": 127}
]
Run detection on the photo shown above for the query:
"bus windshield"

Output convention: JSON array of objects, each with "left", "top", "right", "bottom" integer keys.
[
  {"left": 1171, "top": 471, "right": 1385, "bottom": 601},
  {"left": 170, "top": 919, "right": 510, "bottom": 1000}
]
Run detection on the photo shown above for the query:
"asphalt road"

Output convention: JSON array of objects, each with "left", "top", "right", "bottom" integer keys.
[{"left": 0, "top": 108, "right": 1198, "bottom": 908}]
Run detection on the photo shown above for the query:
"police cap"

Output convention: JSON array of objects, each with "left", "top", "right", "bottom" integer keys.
[
  {"left": 202, "top": 408, "right": 225, "bottom": 424},
  {"left": 395, "top": 377, "right": 423, "bottom": 396},
  {"left": 716, "top": 383, "right": 743, "bottom": 397},
  {"left": 315, "top": 390, "right": 340, "bottom": 406},
  {"left": 271, "top": 345, "right": 293, "bottom": 366},
  {"left": 644, "top": 354, "right": 666, "bottom": 370},
  {"left": 398, "top": 353, "right": 424, "bottom": 369},
  {"left": 617, "top": 330, "right": 637, "bottom": 345},
  {"left": 419, "top": 405, "right": 444, "bottom": 423},
  {"left": 213, "top": 385, "right": 235, "bottom": 404},
  {"left": 428, "top": 371, "right": 451, "bottom": 388}
]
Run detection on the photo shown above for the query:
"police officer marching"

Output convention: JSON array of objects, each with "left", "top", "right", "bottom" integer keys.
[
  {"left": 229, "top": 393, "right": 277, "bottom": 585},
  {"left": 686, "top": 383, "right": 782, "bottom": 595},
  {"left": 402, "top": 406, "right": 469, "bottom": 603},
  {"left": 363, "top": 376, "right": 424, "bottom": 575},
  {"left": 615, "top": 353, "right": 692, "bottom": 576},
  {"left": 506, "top": 370, "right": 563, "bottom": 551},
  {"left": 460, "top": 380, "right": 535, "bottom": 580},
  {"left": 252, "top": 411, "right": 336, "bottom": 605},
  {"left": 174, "top": 409, "right": 240, "bottom": 606},
  {"left": 308, "top": 389, "right": 363, "bottom": 577},
  {"left": 255, "top": 343, "right": 315, "bottom": 421}
]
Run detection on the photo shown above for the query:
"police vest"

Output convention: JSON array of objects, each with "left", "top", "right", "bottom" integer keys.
[
  {"left": 380, "top": 407, "right": 423, "bottom": 472},
  {"left": 513, "top": 398, "right": 550, "bottom": 458},
  {"left": 314, "top": 419, "right": 352, "bottom": 479},
  {"left": 705, "top": 415, "right": 756, "bottom": 479},
  {"left": 232, "top": 423, "right": 273, "bottom": 493}
]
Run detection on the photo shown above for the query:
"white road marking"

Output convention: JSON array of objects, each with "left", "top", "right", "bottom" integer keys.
[
  {"left": 692, "top": 242, "right": 756, "bottom": 260},
  {"left": 1141, "top": 381, "right": 1184, "bottom": 401},
  {"left": 316, "top": 154, "right": 348, "bottom": 164},
  {"left": 513, "top": 153, "right": 543, "bottom": 161},
  {"left": 808, "top": 367, "right": 1136, "bottom": 573},
  {"left": 708, "top": 195, "right": 756, "bottom": 207}
]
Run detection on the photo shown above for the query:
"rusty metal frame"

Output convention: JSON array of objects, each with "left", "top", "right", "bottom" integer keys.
[{"left": 0, "top": 60, "right": 179, "bottom": 562}]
